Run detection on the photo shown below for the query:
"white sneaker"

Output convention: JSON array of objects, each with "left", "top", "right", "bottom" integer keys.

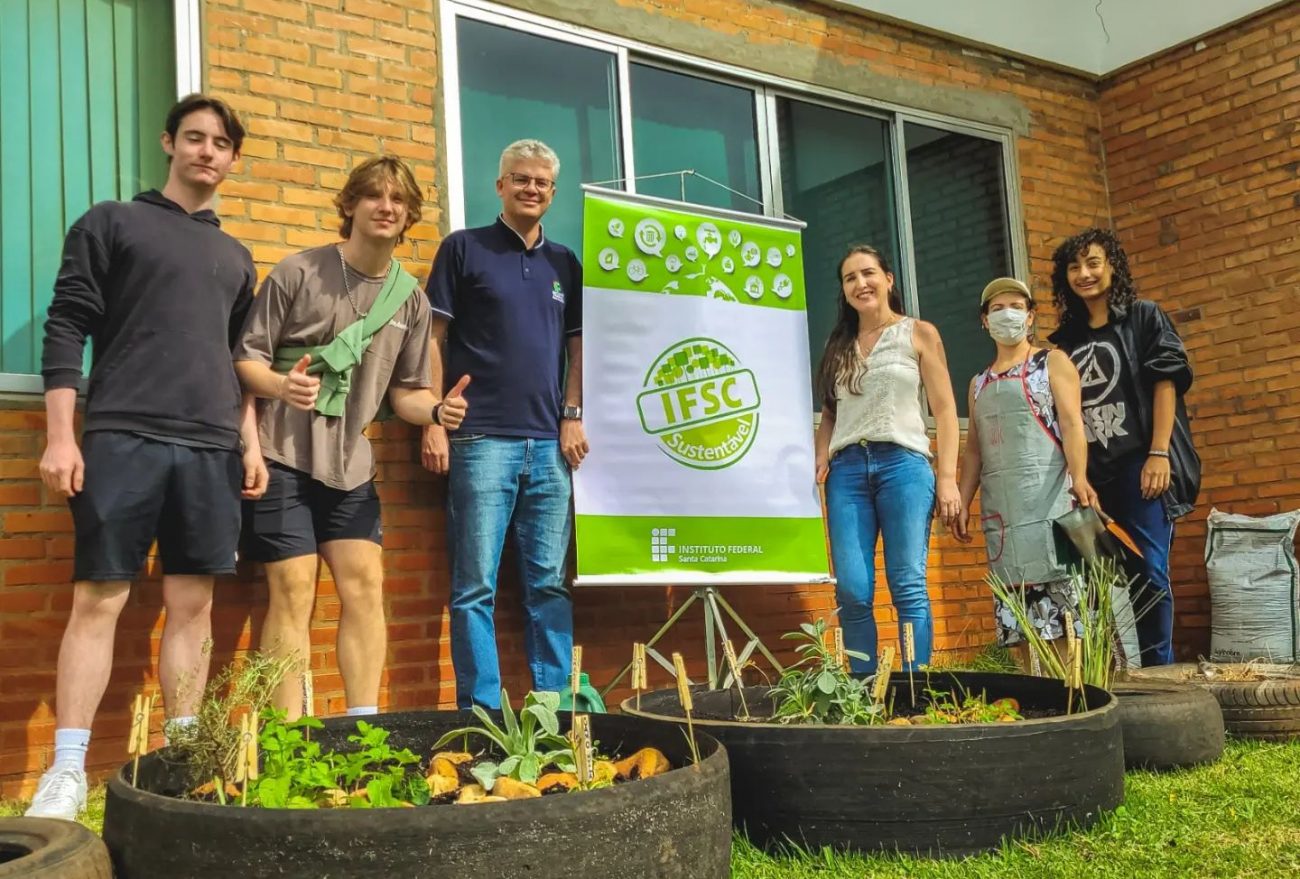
[{"left": 24, "top": 765, "right": 88, "bottom": 821}]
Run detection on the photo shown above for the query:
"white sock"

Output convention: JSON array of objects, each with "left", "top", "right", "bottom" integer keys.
[
  {"left": 52, "top": 728, "right": 91, "bottom": 772},
  {"left": 164, "top": 715, "right": 197, "bottom": 745},
  {"left": 345, "top": 706, "right": 378, "bottom": 717}
]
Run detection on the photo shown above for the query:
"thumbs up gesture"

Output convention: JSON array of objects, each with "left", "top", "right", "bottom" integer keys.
[
  {"left": 279, "top": 353, "right": 321, "bottom": 411},
  {"left": 437, "top": 375, "right": 471, "bottom": 430}
]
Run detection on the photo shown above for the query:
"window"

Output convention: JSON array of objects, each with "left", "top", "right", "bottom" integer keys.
[
  {"left": 904, "top": 123, "right": 1013, "bottom": 417},
  {"left": 453, "top": 17, "right": 622, "bottom": 251},
  {"left": 443, "top": 4, "right": 1022, "bottom": 414},
  {"left": 0, "top": 0, "right": 177, "bottom": 382},
  {"left": 630, "top": 64, "right": 761, "bottom": 214},
  {"left": 777, "top": 98, "right": 899, "bottom": 406}
]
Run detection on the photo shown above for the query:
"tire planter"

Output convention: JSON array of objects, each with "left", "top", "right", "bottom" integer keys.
[
  {"left": 1127, "top": 663, "right": 1300, "bottom": 741},
  {"left": 0, "top": 817, "right": 112, "bottom": 879},
  {"left": 1110, "top": 681, "right": 1224, "bottom": 770},
  {"left": 623, "top": 671, "right": 1122, "bottom": 857},
  {"left": 102, "top": 710, "right": 730, "bottom": 879}
]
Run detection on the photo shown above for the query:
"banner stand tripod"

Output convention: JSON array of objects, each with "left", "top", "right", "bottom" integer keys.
[{"left": 599, "top": 585, "right": 786, "bottom": 698}]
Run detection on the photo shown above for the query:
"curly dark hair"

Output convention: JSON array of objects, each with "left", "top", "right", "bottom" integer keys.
[
  {"left": 1050, "top": 228, "right": 1138, "bottom": 336},
  {"left": 815, "top": 244, "right": 904, "bottom": 413}
]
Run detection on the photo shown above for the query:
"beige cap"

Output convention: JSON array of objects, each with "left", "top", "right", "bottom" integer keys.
[{"left": 980, "top": 277, "right": 1032, "bottom": 307}]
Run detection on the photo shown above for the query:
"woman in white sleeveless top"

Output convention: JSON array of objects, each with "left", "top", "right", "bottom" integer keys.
[{"left": 814, "top": 246, "right": 961, "bottom": 673}]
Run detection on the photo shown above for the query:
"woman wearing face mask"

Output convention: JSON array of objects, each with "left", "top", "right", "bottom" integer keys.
[
  {"left": 1047, "top": 229, "right": 1200, "bottom": 667},
  {"left": 954, "top": 278, "right": 1097, "bottom": 665},
  {"left": 814, "top": 245, "right": 961, "bottom": 673}
]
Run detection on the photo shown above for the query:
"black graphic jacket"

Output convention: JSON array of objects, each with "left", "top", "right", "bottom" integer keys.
[{"left": 1050, "top": 299, "right": 1201, "bottom": 520}]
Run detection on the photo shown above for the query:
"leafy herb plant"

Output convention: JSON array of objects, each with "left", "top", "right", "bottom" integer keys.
[
  {"left": 432, "top": 689, "right": 577, "bottom": 791},
  {"left": 247, "top": 711, "right": 430, "bottom": 809},
  {"left": 770, "top": 619, "right": 884, "bottom": 725},
  {"left": 917, "top": 687, "right": 1023, "bottom": 725}
]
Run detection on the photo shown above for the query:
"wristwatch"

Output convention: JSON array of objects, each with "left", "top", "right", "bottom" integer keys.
[
  {"left": 562, "top": 405, "right": 583, "bottom": 420},
  {"left": 432, "top": 402, "right": 444, "bottom": 426}
]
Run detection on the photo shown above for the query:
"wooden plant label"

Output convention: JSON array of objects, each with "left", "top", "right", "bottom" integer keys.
[
  {"left": 672, "top": 652, "right": 693, "bottom": 712},
  {"left": 722, "top": 638, "right": 743, "bottom": 685},
  {"left": 1063, "top": 611, "right": 1077, "bottom": 653},
  {"left": 235, "top": 713, "right": 253, "bottom": 783},
  {"left": 832, "top": 627, "right": 846, "bottom": 670},
  {"left": 872, "top": 646, "right": 896, "bottom": 703},
  {"left": 1029, "top": 648, "right": 1043, "bottom": 677},
  {"left": 128, "top": 693, "right": 144, "bottom": 758},
  {"left": 632, "top": 643, "right": 648, "bottom": 692},
  {"left": 128, "top": 691, "right": 156, "bottom": 787},
  {"left": 572, "top": 714, "right": 594, "bottom": 785},
  {"left": 303, "top": 668, "right": 315, "bottom": 718},
  {"left": 570, "top": 645, "right": 583, "bottom": 698},
  {"left": 1071, "top": 644, "right": 1083, "bottom": 690},
  {"left": 903, "top": 623, "right": 916, "bottom": 666},
  {"left": 245, "top": 713, "right": 259, "bottom": 782}
]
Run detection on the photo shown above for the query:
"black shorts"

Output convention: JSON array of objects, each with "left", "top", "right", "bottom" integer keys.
[
  {"left": 241, "top": 462, "right": 382, "bottom": 563},
  {"left": 69, "top": 431, "right": 242, "bottom": 581}
]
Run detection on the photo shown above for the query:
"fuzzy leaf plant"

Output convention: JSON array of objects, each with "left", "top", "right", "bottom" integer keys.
[
  {"left": 432, "top": 689, "right": 577, "bottom": 791},
  {"left": 770, "top": 618, "right": 884, "bottom": 725}
]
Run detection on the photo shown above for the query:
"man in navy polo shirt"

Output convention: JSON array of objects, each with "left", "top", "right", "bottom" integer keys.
[{"left": 423, "top": 139, "right": 586, "bottom": 709}]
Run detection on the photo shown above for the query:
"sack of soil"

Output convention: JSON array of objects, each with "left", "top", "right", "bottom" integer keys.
[{"left": 1206, "top": 507, "right": 1300, "bottom": 663}]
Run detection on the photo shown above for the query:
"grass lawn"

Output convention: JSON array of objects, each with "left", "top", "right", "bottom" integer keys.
[{"left": 3, "top": 740, "right": 1298, "bottom": 878}]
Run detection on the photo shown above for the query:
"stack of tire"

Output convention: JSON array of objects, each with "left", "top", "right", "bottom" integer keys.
[{"left": 1128, "top": 663, "right": 1300, "bottom": 743}]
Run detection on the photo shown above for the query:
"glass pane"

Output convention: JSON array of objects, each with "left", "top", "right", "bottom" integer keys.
[
  {"left": 456, "top": 18, "right": 621, "bottom": 250},
  {"left": 777, "top": 99, "right": 899, "bottom": 410},
  {"left": 0, "top": 0, "right": 174, "bottom": 376},
  {"left": 629, "top": 64, "right": 761, "bottom": 213},
  {"left": 904, "top": 123, "right": 1012, "bottom": 418}
]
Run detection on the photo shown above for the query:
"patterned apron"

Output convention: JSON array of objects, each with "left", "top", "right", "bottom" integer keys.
[{"left": 974, "top": 355, "right": 1075, "bottom": 586}]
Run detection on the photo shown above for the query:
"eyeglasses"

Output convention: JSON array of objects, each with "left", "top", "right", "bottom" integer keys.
[{"left": 503, "top": 173, "right": 555, "bottom": 192}]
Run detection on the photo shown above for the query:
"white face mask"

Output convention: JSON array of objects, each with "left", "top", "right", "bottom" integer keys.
[{"left": 987, "top": 308, "right": 1030, "bottom": 345}]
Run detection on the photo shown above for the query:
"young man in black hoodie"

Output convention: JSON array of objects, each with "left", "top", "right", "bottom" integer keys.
[{"left": 27, "top": 95, "right": 266, "bottom": 821}]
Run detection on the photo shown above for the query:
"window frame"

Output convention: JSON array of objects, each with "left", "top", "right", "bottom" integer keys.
[
  {"left": 440, "top": 0, "right": 1031, "bottom": 420},
  {"left": 0, "top": 0, "right": 200, "bottom": 396}
]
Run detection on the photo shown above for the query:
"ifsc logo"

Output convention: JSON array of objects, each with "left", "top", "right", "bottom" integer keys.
[
  {"left": 636, "top": 337, "right": 760, "bottom": 470},
  {"left": 650, "top": 528, "right": 675, "bottom": 563}
]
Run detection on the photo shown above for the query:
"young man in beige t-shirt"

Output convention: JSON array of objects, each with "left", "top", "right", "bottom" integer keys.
[{"left": 235, "top": 156, "right": 468, "bottom": 719}]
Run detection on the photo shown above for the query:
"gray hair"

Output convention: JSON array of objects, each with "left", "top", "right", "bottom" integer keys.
[{"left": 498, "top": 139, "right": 560, "bottom": 179}]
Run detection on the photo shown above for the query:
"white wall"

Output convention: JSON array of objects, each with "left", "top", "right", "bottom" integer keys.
[{"left": 830, "top": 0, "right": 1280, "bottom": 75}]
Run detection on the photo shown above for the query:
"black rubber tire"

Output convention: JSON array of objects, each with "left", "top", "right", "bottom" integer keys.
[
  {"left": 1110, "top": 682, "right": 1225, "bottom": 770},
  {"left": 1128, "top": 664, "right": 1300, "bottom": 741},
  {"left": 102, "top": 710, "right": 730, "bottom": 879},
  {"left": 623, "top": 671, "right": 1123, "bottom": 858},
  {"left": 0, "top": 817, "right": 112, "bottom": 878},
  {"left": 1214, "top": 680, "right": 1300, "bottom": 741}
]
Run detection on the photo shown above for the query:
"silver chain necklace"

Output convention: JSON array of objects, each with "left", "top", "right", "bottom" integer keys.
[{"left": 337, "top": 245, "right": 370, "bottom": 318}]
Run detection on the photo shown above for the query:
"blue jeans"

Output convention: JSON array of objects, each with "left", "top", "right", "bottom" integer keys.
[
  {"left": 825, "top": 442, "right": 936, "bottom": 673},
  {"left": 1096, "top": 454, "right": 1175, "bottom": 666},
  {"left": 448, "top": 436, "right": 574, "bottom": 709}
]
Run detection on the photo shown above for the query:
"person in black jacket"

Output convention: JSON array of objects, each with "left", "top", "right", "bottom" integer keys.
[
  {"left": 27, "top": 95, "right": 267, "bottom": 821},
  {"left": 1048, "top": 228, "right": 1201, "bottom": 668}
]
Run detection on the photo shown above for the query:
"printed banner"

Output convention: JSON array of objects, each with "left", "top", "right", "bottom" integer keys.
[{"left": 574, "top": 186, "right": 831, "bottom": 585}]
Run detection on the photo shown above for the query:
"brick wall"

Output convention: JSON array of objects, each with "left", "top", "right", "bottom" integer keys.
[
  {"left": 1098, "top": 3, "right": 1300, "bottom": 657},
  {"left": 0, "top": 0, "right": 1181, "bottom": 796}
]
